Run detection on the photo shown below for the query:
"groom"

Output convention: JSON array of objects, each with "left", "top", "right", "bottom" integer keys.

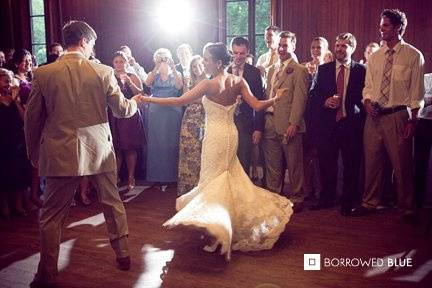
[{"left": 25, "top": 20, "right": 141, "bottom": 287}]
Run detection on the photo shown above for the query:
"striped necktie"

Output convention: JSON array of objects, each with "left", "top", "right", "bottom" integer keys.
[{"left": 378, "top": 49, "right": 395, "bottom": 106}]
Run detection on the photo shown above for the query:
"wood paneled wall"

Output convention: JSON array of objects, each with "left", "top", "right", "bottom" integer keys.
[
  {"left": 0, "top": 0, "right": 31, "bottom": 52},
  {"left": 1, "top": 0, "right": 430, "bottom": 71},
  {"left": 274, "top": 0, "right": 431, "bottom": 71}
]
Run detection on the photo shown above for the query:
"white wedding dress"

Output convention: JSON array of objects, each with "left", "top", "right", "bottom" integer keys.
[{"left": 163, "top": 96, "right": 293, "bottom": 260}]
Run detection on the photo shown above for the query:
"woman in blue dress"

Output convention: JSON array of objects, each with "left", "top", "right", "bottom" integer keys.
[{"left": 144, "top": 48, "right": 183, "bottom": 190}]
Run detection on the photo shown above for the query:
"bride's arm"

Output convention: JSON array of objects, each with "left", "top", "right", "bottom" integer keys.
[
  {"left": 240, "top": 78, "right": 276, "bottom": 111},
  {"left": 143, "top": 79, "right": 209, "bottom": 106}
]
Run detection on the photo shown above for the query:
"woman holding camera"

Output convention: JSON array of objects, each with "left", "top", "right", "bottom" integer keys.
[{"left": 145, "top": 48, "right": 183, "bottom": 191}]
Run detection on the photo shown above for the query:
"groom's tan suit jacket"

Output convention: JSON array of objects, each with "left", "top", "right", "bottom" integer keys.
[
  {"left": 25, "top": 52, "right": 137, "bottom": 176},
  {"left": 265, "top": 58, "right": 308, "bottom": 134}
]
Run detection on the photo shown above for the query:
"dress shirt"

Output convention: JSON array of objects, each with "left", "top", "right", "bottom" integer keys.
[
  {"left": 232, "top": 63, "right": 245, "bottom": 77},
  {"left": 362, "top": 40, "right": 425, "bottom": 109}
]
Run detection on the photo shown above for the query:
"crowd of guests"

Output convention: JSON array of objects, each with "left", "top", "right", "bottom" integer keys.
[{"left": 0, "top": 8, "right": 430, "bottom": 225}]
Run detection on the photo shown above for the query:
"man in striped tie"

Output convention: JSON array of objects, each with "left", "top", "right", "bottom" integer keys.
[{"left": 352, "top": 9, "right": 425, "bottom": 224}]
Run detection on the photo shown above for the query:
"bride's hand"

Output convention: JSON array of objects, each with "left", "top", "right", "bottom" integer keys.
[
  {"left": 131, "top": 93, "right": 148, "bottom": 104},
  {"left": 271, "top": 90, "right": 284, "bottom": 106}
]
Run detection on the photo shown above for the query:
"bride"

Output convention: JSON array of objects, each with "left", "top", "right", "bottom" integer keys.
[{"left": 141, "top": 42, "right": 293, "bottom": 261}]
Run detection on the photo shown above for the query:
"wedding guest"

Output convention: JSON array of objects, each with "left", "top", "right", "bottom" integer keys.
[
  {"left": 360, "top": 42, "right": 379, "bottom": 65},
  {"left": 145, "top": 48, "right": 183, "bottom": 191},
  {"left": 120, "top": 45, "right": 148, "bottom": 83},
  {"left": 0, "top": 68, "right": 30, "bottom": 217},
  {"left": 109, "top": 51, "right": 144, "bottom": 190},
  {"left": 177, "top": 55, "right": 207, "bottom": 195},
  {"left": 12, "top": 49, "right": 38, "bottom": 208}
]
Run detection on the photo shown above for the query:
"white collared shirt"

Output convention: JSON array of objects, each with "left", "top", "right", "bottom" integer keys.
[
  {"left": 257, "top": 50, "right": 279, "bottom": 70},
  {"left": 336, "top": 60, "right": 351, "bottom": 117},
  {"left": 362, "top": 40, "right": 425, "bottom": 109},
  {"left": 231, "top": 62, "right": 245, "bottom": 77}
]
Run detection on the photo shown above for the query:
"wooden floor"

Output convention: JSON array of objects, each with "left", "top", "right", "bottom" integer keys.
[{"left": 0, "top": 184, "right": 431, "bottom": 288}]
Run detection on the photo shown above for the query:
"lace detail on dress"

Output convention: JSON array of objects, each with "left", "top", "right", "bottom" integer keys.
[{"left": 163, "top": 96, "right": 293, "bottom": 259}]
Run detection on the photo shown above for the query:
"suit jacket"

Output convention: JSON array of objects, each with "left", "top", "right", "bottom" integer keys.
[
  {"left": 266, "top": 59, "right": 309, "bottom": 134},
  {"left": 309, "top": 60, "right": 366, "bottom": 140},
  {"left": 227, "top": 63, "right": 265, "bottom": 133},
  {"left": 25, "top": 52, "right": 137, "bottom": 177}
]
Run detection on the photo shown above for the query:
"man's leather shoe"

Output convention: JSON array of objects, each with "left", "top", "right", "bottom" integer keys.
[
  {"left": 350, "top": 206, "right": 375, "bottom": 216},
  {"left": 116, "top": 256, "right": 131, "bottom": 271},
  {"left": 340, "top": 207, "right": 351, "bottom": 216}
]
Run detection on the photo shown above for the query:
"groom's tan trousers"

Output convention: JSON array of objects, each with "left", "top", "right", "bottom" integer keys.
[{"left": 35, "top": 171, "right": 129, "bottom": 282}]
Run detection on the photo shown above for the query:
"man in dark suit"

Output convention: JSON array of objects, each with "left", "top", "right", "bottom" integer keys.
[
  {"left": 309, "top": 33, "right": 366, "bottom": 215},
  {"left": 228, "top": 36, "right": 265, "bottom": 175}
]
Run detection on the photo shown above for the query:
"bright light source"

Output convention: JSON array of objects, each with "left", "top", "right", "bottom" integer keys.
[{"left": 156, "top": 0, "right": 194, "bottom": 34}]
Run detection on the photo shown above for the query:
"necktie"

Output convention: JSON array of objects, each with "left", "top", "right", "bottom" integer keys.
[
  {"left": 378, "top": 49, "right": 395, "bottom": 106},
  {"left": 336, "top": 65, "right": 345, "bottom": 121},
  {"left": 266, "top": 65, "right": 283, "bottom": 113}
]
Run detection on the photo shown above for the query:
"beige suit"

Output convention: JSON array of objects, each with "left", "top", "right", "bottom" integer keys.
[
  {"left": 25, "top": 52, "right": 137, "bottom": 282},
  {"left": 263, "top": 59, "right": 308, "bottom": 202}
]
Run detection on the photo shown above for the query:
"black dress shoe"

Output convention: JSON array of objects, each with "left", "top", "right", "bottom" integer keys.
[
  {"left": 340, "top": 207, "right": 351, "bottom": 216},
  {"left": 350, "top": 206, "right": 375, "bottom": 217},
  {"left": 116, "top": 256, "right": 131, "bottom": 271}
]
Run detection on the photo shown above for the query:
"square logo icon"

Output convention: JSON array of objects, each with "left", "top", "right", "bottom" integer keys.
[{"left": 304, "top": 254, "right": 321, "bottom": 270}]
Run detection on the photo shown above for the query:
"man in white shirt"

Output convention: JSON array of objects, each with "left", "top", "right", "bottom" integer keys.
[
  {"left": 120, "top": 45, "right": 148, "bottom": 83},
  {"left": 256, "top": 25, "right": 280, "bottom": 77},
  {"left": 353, "top": 9, "right": 425, "bottom": 222}
]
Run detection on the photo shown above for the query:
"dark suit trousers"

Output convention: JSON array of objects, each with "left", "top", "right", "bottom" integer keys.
[
  {"left": 317, "top": 118, "right": 362, "bottom": 209},
  {"left": 414, "top": 118, "right": 432, "bottom": 208},
  {"left": 235, "top": 119, "right": 253, "bottom": 175}
]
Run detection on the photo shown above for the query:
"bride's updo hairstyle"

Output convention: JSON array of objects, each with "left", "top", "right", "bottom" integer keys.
[{"left": 203, "top": 42, "right": 231, "bottom": 68}]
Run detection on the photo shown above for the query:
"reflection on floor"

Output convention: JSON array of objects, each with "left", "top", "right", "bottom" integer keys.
[{"left": 0, "top": 183, "right": 431, "bottom": 288}]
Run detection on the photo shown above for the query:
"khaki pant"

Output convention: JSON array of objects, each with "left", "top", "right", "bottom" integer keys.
[
  {"left": 263, "top": 115, "right": 304, "bottom": 202},
  {"left": 363, "top": 110, "right": 413, "bottom": 211},
  {"left": 35, "top": 171, "right": 129, "bottom": 282}
]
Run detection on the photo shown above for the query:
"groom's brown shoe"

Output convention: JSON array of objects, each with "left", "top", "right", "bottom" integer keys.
[{"left": 116, "top": 256, "right": 131, "bottom": 271}]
